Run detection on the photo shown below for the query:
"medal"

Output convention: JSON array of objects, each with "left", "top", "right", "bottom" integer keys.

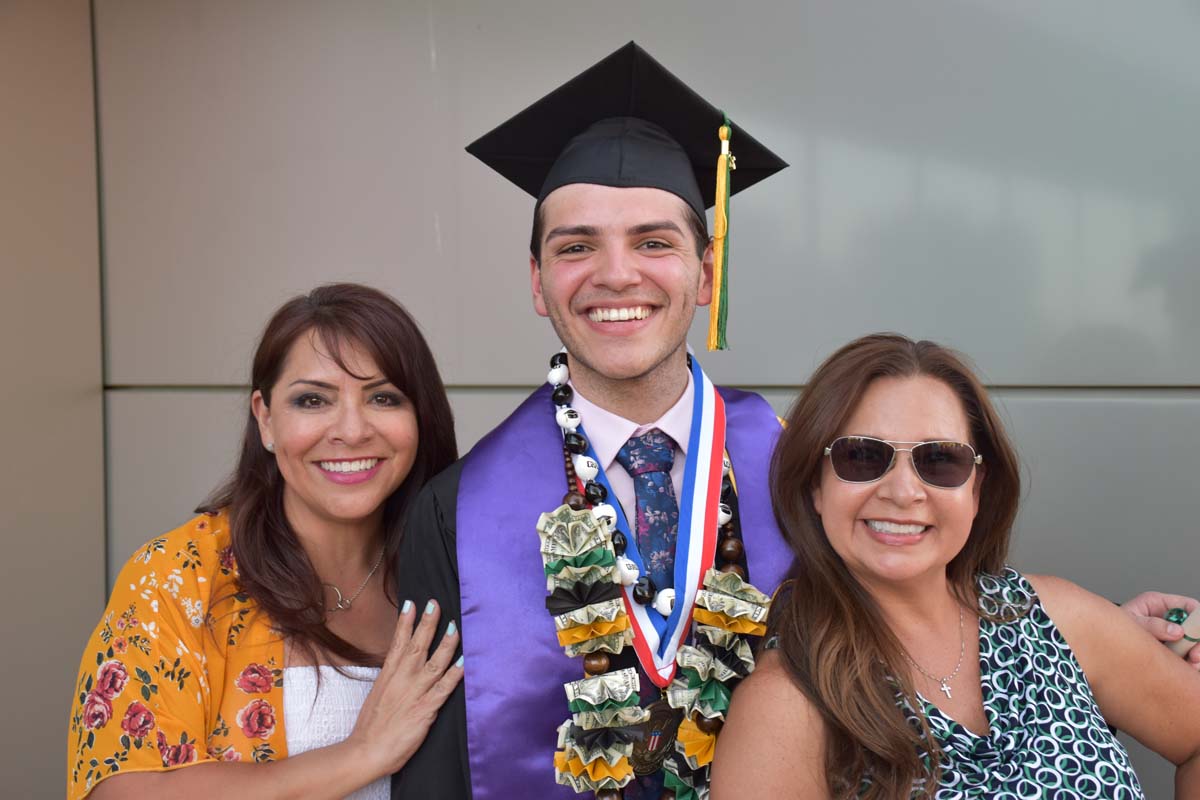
[{"left": 630, "top": 698, "right": 684, "bottom": 776}]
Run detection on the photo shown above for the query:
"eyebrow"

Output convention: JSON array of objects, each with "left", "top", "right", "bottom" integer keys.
[
  {"left": 627, "top": 220, "right": 684, "bottom": 237},
  {"left": 545, "top": 224, "right": 601, "bottom": 242},
  {"left": 287, "top": 378, "right": 392, "bottom": 390}
]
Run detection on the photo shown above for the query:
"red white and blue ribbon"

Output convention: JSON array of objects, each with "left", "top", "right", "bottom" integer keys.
[{"left": 567, "top": 355, "right": 724, "bottom": 687}]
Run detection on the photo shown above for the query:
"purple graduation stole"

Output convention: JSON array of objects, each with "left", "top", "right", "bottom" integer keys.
[{"left": 456, "top": 384, "right": 791, "bottom": 798}]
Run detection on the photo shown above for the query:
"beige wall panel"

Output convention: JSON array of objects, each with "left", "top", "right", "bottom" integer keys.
[
  {"left": 98, "top": 0, "right": 1200, "bottom": 388},
  {"left": 0, "top": 1, "right": 104, "bottom": 795},
  {"left": 105, "top": 391, "right": 246, "bottom": 571}
]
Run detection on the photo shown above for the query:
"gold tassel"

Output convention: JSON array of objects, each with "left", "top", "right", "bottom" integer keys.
[{"left": 707, "top": 121, "right": 734, "bottom": 351}]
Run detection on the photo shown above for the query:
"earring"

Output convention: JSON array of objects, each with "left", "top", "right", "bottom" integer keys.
[{"left": 265, "top": 442, "right": 275, "bottom": 453}]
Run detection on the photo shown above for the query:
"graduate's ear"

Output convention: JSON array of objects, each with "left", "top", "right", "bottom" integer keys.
[
  {"left": 696, "top": 239, "right": 714, "bottom": 307},
  {"left": 531, "top": 254, "right": 550, "bottom": 317},
  {"left": 251, "top": 390, "right": 274, "bottom": 451}
]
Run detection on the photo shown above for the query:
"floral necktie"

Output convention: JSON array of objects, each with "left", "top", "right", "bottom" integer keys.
[{"left": 614, "top": 428, "right": 679, "bottom": 592}]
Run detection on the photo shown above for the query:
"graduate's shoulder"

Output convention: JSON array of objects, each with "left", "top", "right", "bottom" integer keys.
[{"left": 406, "top": 458, "right": 465, "bottom": 537}]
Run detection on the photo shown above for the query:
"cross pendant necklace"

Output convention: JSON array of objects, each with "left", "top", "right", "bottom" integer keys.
[{"left": 902, "top": 606, "right": 965, "bottom": 702}]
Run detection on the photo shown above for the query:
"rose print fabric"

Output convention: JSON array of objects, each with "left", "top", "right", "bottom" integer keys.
[
  {"left": 67, "top": 511, "right": 287, "bottom": 798},
  {"left": 614, "top": 428, "right": 680, "bottom": 592}
]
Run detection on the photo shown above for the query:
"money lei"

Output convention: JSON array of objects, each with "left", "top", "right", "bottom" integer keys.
[
  {"left": 540, "top": 352, "right": 771, "bottom": 798},
  {"left": 537, "top": 505, "right": 772, "bottom": 799}
]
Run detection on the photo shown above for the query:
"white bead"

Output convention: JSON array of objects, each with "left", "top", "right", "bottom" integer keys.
[
  {"left": 555, "top": 407, "right": 581, "bottom": 430},
  {"left": 547, "top": 364, "right": 569, "bottom": 386},
  {"left": 592, "top": 503, "right": 617, "bottom": 528},
  {"left": 615, "top": 556, "right": 640, "bottom": 586},
  {"left": 572, "top": 455, "right": 599, "bottom": 482},
  {"left": 717, "top": 503, "right": 733, "bottom": 526},
  {"left": 722, "top": 455, "right": 732, "bottom": 475},
  {"left": 652, "top": 588, "right": 676, "bottom": 616}
]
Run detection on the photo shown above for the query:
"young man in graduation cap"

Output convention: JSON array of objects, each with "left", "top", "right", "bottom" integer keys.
[
  {"left": 394, "top": 42, "right": 787, "bottom": 800},
  {"left": 393, "top": 42, "right": 1200, "bottom": 800}
]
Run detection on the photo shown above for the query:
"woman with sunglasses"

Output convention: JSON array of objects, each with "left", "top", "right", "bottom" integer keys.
[{"left": 712, "top": 333, "right": 1200, "bottom": 799}]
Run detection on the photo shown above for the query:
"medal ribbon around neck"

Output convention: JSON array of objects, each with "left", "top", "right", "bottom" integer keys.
[{"left": 566, "top": 355, "right": 724, "bottom": 688}]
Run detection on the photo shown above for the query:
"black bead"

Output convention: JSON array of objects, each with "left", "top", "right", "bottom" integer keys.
[
  {"left": 552, "top": 384, "right": 574, "bottom": 406},
  {"left": 632, "top": 576, "right": 657, "bottom": 605},
  {"left": 584, "top": 481, "right": 608, "bottom": 505},
  {"left": 563, "top": 432, "right": 588, "bottom": 454},
  {"left": 563, "top": 491, "right": 587, "bottom": 511},
  {"left": 721, "top": 478, "right": 733, "bottom": 499},
  {"left": 611, "top": 530, "right": 627, "bottom": 556},
  {"left": 550, "top": 352, "right": 568, "bottom": 368}
]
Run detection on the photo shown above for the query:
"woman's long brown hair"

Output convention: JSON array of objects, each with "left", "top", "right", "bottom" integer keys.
[
  {"left": 768, "top": 333, "right": 1021, "bottom": 798},
  {"left": 198, "top": 283, "right": 457, "bottom": 667}
]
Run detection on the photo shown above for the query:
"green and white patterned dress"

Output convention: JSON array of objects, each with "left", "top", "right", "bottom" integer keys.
[{"left": 908, "top": 568, "right": 1144, "bottom": 799}]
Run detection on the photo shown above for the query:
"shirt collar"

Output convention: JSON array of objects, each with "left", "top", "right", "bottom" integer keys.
[{"left": 569, "top": 370, "right": 694, "bottom": 471}]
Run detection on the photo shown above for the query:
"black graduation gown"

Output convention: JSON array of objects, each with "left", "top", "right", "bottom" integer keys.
[{"left": 390, "top": 459, "right": 472, "bottom": 799}]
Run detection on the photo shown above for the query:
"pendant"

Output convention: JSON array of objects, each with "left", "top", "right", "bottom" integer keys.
[
  {"left": 629, "top": 699, "right": 683, "bottom": 776},
  {"left": 939, "top": 679, "right": 952, "bottom": 699},
  {"left": 326, "top": 584, "right": 352, "bottom": 612}
]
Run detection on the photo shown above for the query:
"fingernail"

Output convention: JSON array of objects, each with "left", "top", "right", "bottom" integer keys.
[
  {"left": 424, "top": 600, "right": 436, "bottom": 615},
  {"left": 447, "top": 620, "right": 458, "bottom": 636},
  {"left": 401, "top": 600, "right": 413, "bottom": 614},
  {"left": 455, "top": 654, "right": 464, "bottom": 668},
  {"left": 1168, "top": 623, "right": 1183, "bottom": 636}
]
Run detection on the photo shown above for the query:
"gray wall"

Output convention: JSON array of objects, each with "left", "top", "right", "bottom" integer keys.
[
  {"left": 0, "top": 1, "right": 106, "bottom": 796},
  {"left": 11, "top": 0, "right": 1200, "bottom": 795}
]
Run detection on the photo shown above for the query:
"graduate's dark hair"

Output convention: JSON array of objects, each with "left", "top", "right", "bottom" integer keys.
[
  {"left": 529, "top": 194, "right": 710, "bottom": 265},
  {"left": 198, "top": 283, "right": 456, "bottom": 666},
  {"left": 768, "top": 333, "right": 1022, "bottom": 798}
]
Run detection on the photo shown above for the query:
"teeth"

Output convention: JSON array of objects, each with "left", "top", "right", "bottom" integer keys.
[
  {"left": 588, "top": 306, "right": 651, "bottom": 323},
  {"left": 319, "top": 458, "right": 380, "bottom": 474},
  {"left": 866, "top": 520, "right": 927, "bottom": 535}
]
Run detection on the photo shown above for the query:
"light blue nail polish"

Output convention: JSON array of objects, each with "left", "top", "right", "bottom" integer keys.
[
  {"left": 455, "top": 654, "right": 464, "bottom": 668},
  {"left": 424, "top": 600, "right": 436, "bottom": 615},
  {"left": 447, "top": 621, "right": 458, "bottom": 636},
  {"left": 401, "top": 600, "right": 413, "bottom": 614}
]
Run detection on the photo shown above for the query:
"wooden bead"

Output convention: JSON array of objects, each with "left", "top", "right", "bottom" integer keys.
[
  {"left": 694, "top": 714, "right": 724, "bottom": 735},
  {"left": 718, "top": 536, "right": 745, "bottom": 564},
  {"left": 563, "top": 491, "right": 587, "bottom": 511},
  {"left": 718, "top": 562, "right": 746, "bottom": 580},
  {"left": 583, "top": 652, "right": 611, "bottom": 675}
]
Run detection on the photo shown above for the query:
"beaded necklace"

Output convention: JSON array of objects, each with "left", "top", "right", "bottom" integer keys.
[{"left": 538, "top": 352, "right": 772, "bottom": 799}]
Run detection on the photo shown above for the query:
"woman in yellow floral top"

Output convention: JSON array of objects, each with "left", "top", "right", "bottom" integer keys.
[{"left": 68, "top": 284, "right": 464, "bottom": 799}]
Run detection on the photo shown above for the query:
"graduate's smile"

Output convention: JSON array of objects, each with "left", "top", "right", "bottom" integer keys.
[{"left": 532, "top": 184, "right": 712, "bottom": 385}]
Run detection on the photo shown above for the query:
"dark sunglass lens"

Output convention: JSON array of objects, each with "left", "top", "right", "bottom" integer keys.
[
  {"left": 830, "top": 438, "right": 892, "bottom": 482},
  {"left": 912, "top": 442, "right": 975, "bottom": 488}
]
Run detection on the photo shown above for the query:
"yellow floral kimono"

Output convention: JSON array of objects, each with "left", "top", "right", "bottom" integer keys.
[{"left": 67, "top": 511, "right": 288, "bottom": 798}]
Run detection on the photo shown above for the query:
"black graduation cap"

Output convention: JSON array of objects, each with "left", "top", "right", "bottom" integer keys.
[{"left": 465, "top": 41, "right": 787, "bottom": 218}]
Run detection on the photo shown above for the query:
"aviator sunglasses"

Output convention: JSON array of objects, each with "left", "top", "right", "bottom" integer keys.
[{"left": 824, "top": 436, "right": 982, "bottom": 489}]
